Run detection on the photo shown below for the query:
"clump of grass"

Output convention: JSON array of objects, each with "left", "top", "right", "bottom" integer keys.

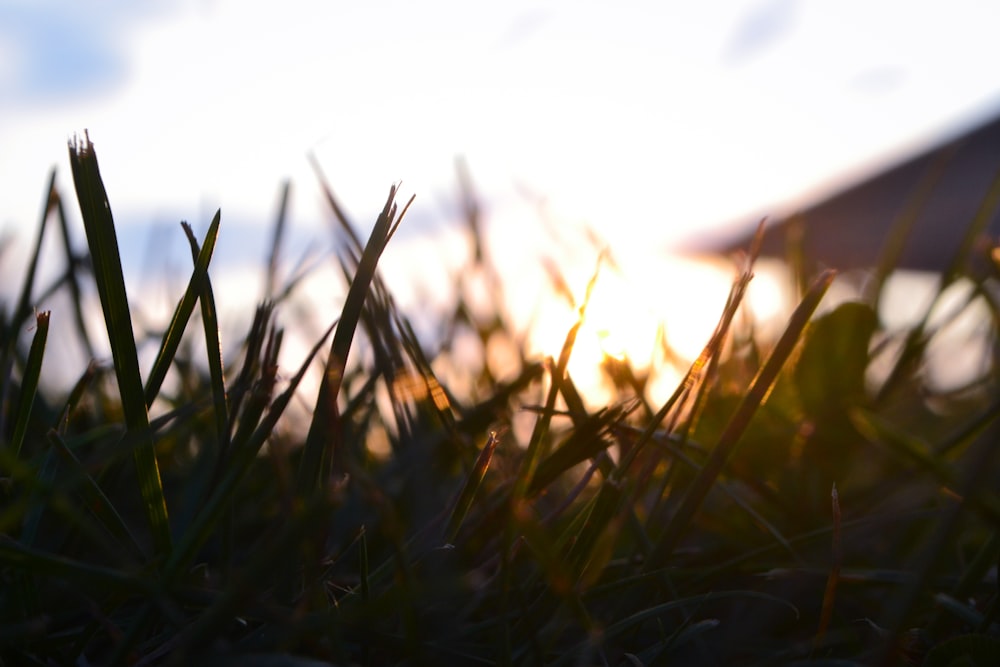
[{"left": 0, "top": 132, "right": 998, "bottom": 666}]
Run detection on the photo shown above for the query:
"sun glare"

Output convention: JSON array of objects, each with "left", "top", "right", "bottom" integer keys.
[{"left": 524, "top": 253, "right": 783, "bottom": 408}]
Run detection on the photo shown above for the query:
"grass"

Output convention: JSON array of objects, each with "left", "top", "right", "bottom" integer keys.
[{"left": 0, "top": 132, "right": 998, "bottom": 666}]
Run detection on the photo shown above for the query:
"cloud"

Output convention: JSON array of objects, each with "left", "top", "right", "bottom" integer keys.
[
  {"left": 0, "top": 2, "right": 167, "bottom": 104},
  {"left": 723, "top": 0, "right": 798, "bottom": 65}
]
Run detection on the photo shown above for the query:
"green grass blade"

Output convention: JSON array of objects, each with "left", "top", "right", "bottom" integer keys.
[
  {"left": 527, "top": 406, "right": 626, "bottom": 496},
  {"left": 226, "top": 302, "right": 273, "bottom": 429},
  {"left": 641, "top": 429, "right": 800, "bottom": 561},
  {"left": 166, "top": 317, "right": 335, "bottom": 584},
  {"left": 646, "top": 269, "right": 834, "bottom": 571},
  {"left": 444, "top": 429, "right": 501, "bottom": 543},
  {"left": 181, "top": 221, "right": 230, "bottom": 452},
  {"left": 615, "top": 233, "right": 762, "bottom": 481},
  {"left": 0, "top": 172, "right": 56, "bottom": 444},
  {"left": 67, "top": 132, "right": 171, "bottom": 556},
  {"left": 143, "top": 210, "right": 221, "bottom": 407},
  {"left": 297, "top": 185, "right": 411, "bottom": 496},
  {"left": 9, "top": 311, "right": 48, "bottom": 458}
]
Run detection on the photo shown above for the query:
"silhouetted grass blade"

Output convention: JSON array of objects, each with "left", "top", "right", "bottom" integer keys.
[
  {"left": 181, "top": 221, "right": 230, "bottom": 453},
  {"left": 444, "top": 429, "right": 501, "bottom": 543},
  {"left": 647, "top": 269, "right": 834, "bottom": 570},
  {"left": 297, "top": 185, "right": 412, "bottom": 496},
  {"left": 166, "top": 317, "right": 335, "bottom": 585},
  {"left": 5, "top": 129, "right": 999, "bottom": 665},
  {"left": 514, "top": 254, "right": 602, "bottom": 501},
  {"left": 67, "top": 132, "right": 171, "bottom": 556},
  {"left": 143, "top": 210, "right": 221, "bottom": 407},
  {"left": 9, "top": 311, "right": 48, "bottom": 459}
]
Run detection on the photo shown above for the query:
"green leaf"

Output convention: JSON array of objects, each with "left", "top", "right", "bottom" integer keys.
[{"left": 795, "top": 301, "right": 878, "bottom": 424}]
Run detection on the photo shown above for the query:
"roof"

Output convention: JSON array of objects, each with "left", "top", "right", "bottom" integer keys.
[{"left": 697, "top": 110, "right": 1000, "bottom": 273}]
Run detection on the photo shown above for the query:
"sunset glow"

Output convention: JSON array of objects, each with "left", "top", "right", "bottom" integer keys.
[{"left": 523, "top": 252, "right": 788, "bottom": 407}]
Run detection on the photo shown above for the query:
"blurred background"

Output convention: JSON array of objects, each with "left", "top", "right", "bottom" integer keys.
[{"left": 3, "top": 0, "right": 1000, "bottom": 403}]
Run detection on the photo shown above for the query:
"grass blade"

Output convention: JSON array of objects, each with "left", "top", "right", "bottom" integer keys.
[
  {"left": 444, "top": 429, "right": 501, "bottom": 543},
  {"left": 67, "top": 132, "right": 171, "bottom": 555},
  {"left": 297, "top": 185, "right": 412, "bottom": 496},
  {"left": 264, "top": 180, "right": 291, "bottom": 300},
  {"left": 167, "top": 317, "right": 335, "bottom": 584},
  {"left": 52, "top": 179, "right": 97, "bottom": 360},
  {"left": 0, "top": 171, "right": 56, "bottom": 445},
  {"left": 646, "top": 269, "right": 834, "bottom": 570},
  {"left": 816, "top": 483, "right": 842, "bottom": 649},
  {"left": 514, "top": 253, "right": 603, "bottom": 501},
  {"left": 9, "top": 311, "right": 48, "bottom": 459},
  {"left": 143, "top": 210, "right": 221, "bottom": 407},
  {"left": 181, "top": 221, "right": 230, "bottom": 453},
  {"left": 11, "top": 171, "right": 55, "bottom": 330}
]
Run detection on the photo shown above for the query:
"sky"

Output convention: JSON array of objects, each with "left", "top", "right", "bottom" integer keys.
[{"left": 3, "top": 0, "right": 1000, "bottom": 401}]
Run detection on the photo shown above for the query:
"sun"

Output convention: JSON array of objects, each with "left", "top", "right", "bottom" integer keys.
[{"left": 525, "top": 252, "right": 788, "bottom": 408}]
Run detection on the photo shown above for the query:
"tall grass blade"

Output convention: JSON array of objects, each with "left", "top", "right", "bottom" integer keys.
[
  {"left": 816, "top": 483, "right": 842, "bottom": 649},
  {"left": 67, "top": 132, "right": 171, "bottom": 555},
  {"left": 616, "top": 222, "right": 764, "bottom": 481},
  {"left": 647, "top": 269, "right": 834, "bottom": 570},
  {"left": 166, "top": 317, "right": 335, "bottom": 584},
  {"left": 514, "top": 254, "right": 602, "bottom": 501},
  {"left": 264, "top": 179, "right": 291, "bottom": 300},
  {"left": 297, "top": 185, "right": 412, "bottom": 495},
  {"left": 181, "top": 221, "right": 230, "bottom": 452},
  {"left": 51, "top": 178, "right": 97, "bottom": 359},
  {"left": 0, "top": 172, "right": 56, "bottom": 444},
  {"left": 11, "top": 171, "right": 55, "bottom": 330},
  {"left": 444, "top": 429, "right": 501, "bottom": 543},
  {"left": 9, "top": 311, "right": 48, "bottom": 459},
  {"left": 143, "top": 210, "right": 221, "bottom": 407}
]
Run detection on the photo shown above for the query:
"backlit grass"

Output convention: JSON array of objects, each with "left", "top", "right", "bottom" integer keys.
[{"left": 0, "top": 133, "right": 998, "bottom": 665}]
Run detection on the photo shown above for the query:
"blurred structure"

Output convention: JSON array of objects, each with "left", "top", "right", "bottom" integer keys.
[{"left": 699, "top": 110, "right": 1000, "bottom": 274}]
